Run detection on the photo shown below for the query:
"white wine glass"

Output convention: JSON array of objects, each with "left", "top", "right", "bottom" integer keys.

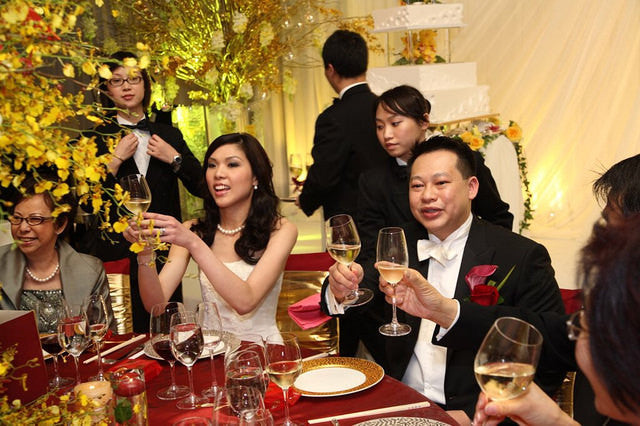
[
  {"left": 58, "top": 301, "right": 91, "bottom": 385},
  {"left": 36, "top": 300, "right": 73, "bottom": 388},
  {"left": 150, "top": 302, "right": 190, "bottom": 400},
  {"left": 226, "top": 350, "right": 268, "bottom": 398},
  {"left": 377, "top": 227, "right": 411, "bottom": 336},
  {"left": 196, "top": 301, "right": 223, "bottom": 398},
  {"left": 325, "top": 214, "right": 372, "bottom": 307},
  {"left": 288, "top": 154, "right": 304, "bottom": 193},
  {"left": 170, "top": 311, "right": 208, "bottom": 410},
  {"left": 120, "top": 174, "right": 152, "bottom": 218},
  {"left": 84, "top": 294, "right": 110, "bottom": 381},
  {"left": 474, "top": 317, "right": 543, "bottom": 401},
  {"left": 265, "top": 333, "right": 302, "bottom": 426}
]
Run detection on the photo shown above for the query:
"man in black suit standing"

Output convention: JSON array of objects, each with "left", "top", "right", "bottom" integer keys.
[
  {"left": 324, "top": 137, "right": 565, "bottom": 418},
  {"left": 295, "top": 30, "right": 387, "bottom": 219}
]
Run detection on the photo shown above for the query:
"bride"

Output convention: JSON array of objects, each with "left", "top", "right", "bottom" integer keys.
[{"left": 125, "top": 133, "right": 297, "bottom": 338}]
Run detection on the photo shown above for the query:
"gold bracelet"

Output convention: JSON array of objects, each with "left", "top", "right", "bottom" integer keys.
[
  {"left": 137, "top": 252, "right": 156, "bottom": 265},
  {"left": 113, "top": 153, "right": 125, "bottom": 162}
]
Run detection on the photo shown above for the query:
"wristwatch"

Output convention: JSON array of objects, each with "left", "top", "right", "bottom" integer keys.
[{"left": 170, "top": 154, "right": 182, "bottom": 173}]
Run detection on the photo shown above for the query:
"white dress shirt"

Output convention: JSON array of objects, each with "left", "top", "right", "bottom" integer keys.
[
  {"left": 117, "top": 115, "right": 151, "bottom": 176},
  {"left": 402, "top": 213, "right": 472, "bottom": 404}
]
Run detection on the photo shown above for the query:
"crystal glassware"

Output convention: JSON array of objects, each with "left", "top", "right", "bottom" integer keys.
[
  {"left": 58, "top": 301, "right": 91, "bottom": 385},
  {"left": 265, "top": 333, "right": 302, "bottom": 426},
  {"left": 377, "top": 227, "right": 411, "bottom": 336},
  {"left": 84, "top": 294, "right": 111, "bottom": 380},
  {"left": 196, "top": 301, "right": 223, "bottom": 398},
  {"left": 170, "top": 311, "right": 207, "bottom": 410},
  {"left": 36, "top": 300, "right": 73, "bottom": 388}
]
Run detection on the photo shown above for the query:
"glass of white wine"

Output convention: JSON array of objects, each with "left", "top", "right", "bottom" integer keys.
[
  {"left": 325, "top": 214, "right": 372, "bottom": 307},
  {"left": 474, "top": 317, "right": 543, "bottom": 401},
  {"left": 120, "top": 174, "right": 152, "bottom": 217},
  {"left": 265, "top": 333, "right": 302, "bottom": 426},
  {"left": 376, "top": 227, "right": 411, "bottom": 336}
]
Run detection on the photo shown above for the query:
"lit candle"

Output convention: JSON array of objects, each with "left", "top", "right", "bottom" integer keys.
[{"left": 74, "top": 381, "right": 113, "bottom": 407}]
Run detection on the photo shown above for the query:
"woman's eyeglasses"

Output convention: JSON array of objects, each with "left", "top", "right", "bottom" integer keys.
[
  {"left": 566, "top": 309, "right": 587, "bottom": 341},
  {"left": 107, "top": 76, "right": 143, "bottom": 87},
  {"left": 8, "top": 215, "right": 54, "bottom": 226}
]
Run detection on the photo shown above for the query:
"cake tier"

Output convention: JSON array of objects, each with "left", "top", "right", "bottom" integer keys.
[
  {"left": 372, "top": 4, "right": 464, "bottom": 32},
  {"left": 367, "top": 63, "right": 490, "bottom": 123}
]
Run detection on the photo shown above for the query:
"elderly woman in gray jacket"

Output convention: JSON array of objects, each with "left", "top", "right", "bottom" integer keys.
[{"left": 0, "top": 172, "right": 113, "bottom": 333}]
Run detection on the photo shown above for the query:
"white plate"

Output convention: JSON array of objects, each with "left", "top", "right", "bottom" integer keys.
[
  {"left": 293, "top": 357, "right": 384, "bottom": 397},
  {"left": 143, "top": 340, "right": 225, "bottom": 360},
  {"left": 354, "top": 417, "right": 451, "bottom": 426}
]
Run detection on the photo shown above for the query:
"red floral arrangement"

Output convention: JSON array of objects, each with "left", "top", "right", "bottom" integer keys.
[{"left": 465, "top": 265, "right": 515, "bottom": 306}]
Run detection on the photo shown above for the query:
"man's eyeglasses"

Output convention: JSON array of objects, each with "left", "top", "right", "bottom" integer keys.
[
  {"left": 8, "top": 215, "right": 54, "bottom": 226},
  {"left": 566, "top": 309, "right": 587, "bottom": 341},
  {"left": 107, "top": 76, "right": 143, "bottom": 87}
]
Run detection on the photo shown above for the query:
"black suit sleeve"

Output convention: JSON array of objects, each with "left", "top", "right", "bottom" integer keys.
[
  {"left": 472, "top": 151, "right": 514, "bottom": 230},
  {"left": 164, "top": 126, "right": 206, "bottom": 198},
  {"left": 357, "top": 171, "right": 386, "bottom": 264}
]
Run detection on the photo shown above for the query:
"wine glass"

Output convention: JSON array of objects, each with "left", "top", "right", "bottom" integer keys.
[
  {"left": 196, "top": 301, "right": 223, "bottom": 398},
  {"left": 325, "top": 214, "right": 373, "bottom": 306},
  {"left": 265, "top": 333, "right": 302, "bottom": 426},
  {"left": 170, "top": 311, "right": 208, "bottom": 410},
  {"left": 474, "top": 317, "right": 543, "bottom": 401},
  {"left": 377, "top": 227, "right": 411, "bottom": 336},
  {"left": 149, "top": 302, "right": 190, "bottom": 400},
  {"left": 225, "top": 334, "right": 266, "bottom": 370},
  {"left": 120, "top": 174, "right": 152, "bottom": 218},
  {"left": 227, "top": 385, "right": 270, "bottom": 424},
  {"left": 288, "top": 154, "right": 303, "bottom": 193},
  {"left": 36, "top": 300, "right": 73, "bottom": 388},
  {"left": 84, "top": 294, "right": 111, "bottom": 381},
  {"left": 58, "top": 301, "right": 91, "bottom": 385},
  {"left": 226, "top": 350, "right": 268, "bottom": 398}
]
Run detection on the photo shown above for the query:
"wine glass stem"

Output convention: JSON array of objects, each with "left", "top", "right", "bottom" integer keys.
[
  {"left": 282, "top": 387, "right": 291, "bottom": 420},
  {"left": 52, "top": 354, "right": 61, "bottom": 380},
  {"left": 209, "top": 353, "right": 217, "bottom": 387},
  {"left": 169, "top": 361, "right": 178, "bottom": 389},
  {"left": 186, "top": 365, "right": 195, "bottom": 396},
  {"left": 95, "top": 342, "right": 103, "bottom": 375},
  {"left": 391, "top": 287, "right": 400, "bottom": 325},
  {"left": 73, "top": 355, "right": 81, "bottom": 384}
]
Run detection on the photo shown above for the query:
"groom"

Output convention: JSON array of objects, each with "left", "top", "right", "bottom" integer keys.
[{"left": 323, "top": 136, "right": 565, "bottom": 417}]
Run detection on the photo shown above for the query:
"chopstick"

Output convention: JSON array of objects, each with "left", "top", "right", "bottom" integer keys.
[
  {"left": 307, "top": 401, "right": 431, "bottom": 424},
  {"left": 83, "top": 334, "right": 146, "bottom": 364},
  {"left": 302, "top": 352, "right": 330, "bottom": 362}
]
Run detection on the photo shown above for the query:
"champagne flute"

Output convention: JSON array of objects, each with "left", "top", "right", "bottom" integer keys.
[
  {"left": 325, "top": 214, "right": 373, "bottom": 306},
  {"left": 377, "top": 227, "right": 411, "bottom": 336},
  {"left": 170, "top": 311, "right": 207, "bottom": 410},
  {"left": 120, "top": 174, "right": 152, "bottom": 218},
  {"left": 36, "top": 300, "right": 73, "bottom": 388},
  {"left": 474, "top": 317, "right": 543, "bottom": 401},
  {"left": 149, "top": 302, "right": 190, "bottom": 400},
  {"left": 58, "top": 301, "right": 91, "bottom": 385},
  {"left": 84, "top": 294, "right": 110, "bottom": 381},
  {"left": 265, "top": 333, "right": 302, "bottom": 426},
  {"left": 196, "top": 301, "right": 223, "bottom": 398}
]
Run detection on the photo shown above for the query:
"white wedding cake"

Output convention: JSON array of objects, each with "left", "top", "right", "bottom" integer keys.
[{"left": 367, "top": 3, "right": 490, "bottom": 124}]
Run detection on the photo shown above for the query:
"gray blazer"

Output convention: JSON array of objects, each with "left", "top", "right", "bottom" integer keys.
[{"left": 0, "top": 240, "right": 113, "bottom": 323}]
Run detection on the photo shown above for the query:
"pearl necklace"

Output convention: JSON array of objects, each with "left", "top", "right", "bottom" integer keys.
[
  {"left": 25, "top": 263, "right": 60, "bottom": 283},
  {"left": 217, "top": 223, "right": 245, "bottom": 235}
]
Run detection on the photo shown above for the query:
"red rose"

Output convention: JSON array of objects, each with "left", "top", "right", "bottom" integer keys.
[{"left": 469, "top": 284, "right": 500, "bottom": 306}]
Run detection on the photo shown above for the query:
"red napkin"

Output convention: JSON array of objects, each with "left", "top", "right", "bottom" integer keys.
[
  {"left": 107, "top": 358, "right": 163, "bottom": 382},
  {"left": 287, "top": 293, "right": 331, "bottom": 330},
  {"left": 263, "top": 381, "right": 301, "bottom": 413}
]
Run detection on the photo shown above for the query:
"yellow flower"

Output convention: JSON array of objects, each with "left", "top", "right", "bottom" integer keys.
[
  {"left": 95, "top": 0, "right": 104, "bottom": 7},
  {"left": 81, "top": 61, "right": 96, "bottom": 76},
  {"left": 35, "top": 180, "right": 53, "bottom": 193},
  {"left": 52, "top": 183, "right": 70, "bottom": 197},
  {"left": 459, "top": 131, "right": 474, "bottom": 144},
  {"left": 0, "top": 362, "right": 8, "bottom": 377},
  {"left": 91, "top": 193, "right": 103, "bottom": 211},
  {"left": 98, "top": 64, "right": 112, "bottom": 79},
  {"left": 62, "top": 63, "right": 75, "bottom": 78},
  {"left": 52, "top": 205, "right": 71, "bottom": 218},
  {"left": 85, "top": 165, "right": 101, "bottom": 182},
  {"left": 123, "top": 57, "right": 137, "bottom": 68},
  {"left": 111, "top": 9, "right": 119, "bottom": 18},
  {"left": 113, "top": 218, "right": 128, "bottom": 233},
  {"left": 468, "top": 135, "right": 485, "bottom": 151},
  {"left": 79, "top": 394, "right": 88, "bottom": 407},
  {"left": 138, "top": 54, "right": 150, "bottom": 69},
  {"left": 505, "top": 124, "right": 523, "bottom": 142},
  {"left": 136, "top": 42, "right": 150, "bottom": 51},
  {"left": 1, "top": 3, "right": 29, "bottom": 24},
  {"left": 129, "top": 241, "right": 146, "bottom": 253}
]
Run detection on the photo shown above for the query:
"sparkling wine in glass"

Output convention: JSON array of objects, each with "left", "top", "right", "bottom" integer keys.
[
  {"left": 58, "top": 302, "right": 91, "bottom": 385},
  {"left": 474, "top": 317, "right": 543, "bottom": 401},
  {"left": 150, "top": 302, "right": 190, "bottom": 400},
  {"left": 196, "top": 302, "right": 223, "bottom": 398},
  {"left": 377, "top": 227, "right": 411, "bottom": 336},
  {"left": 265, "top": 333, "right": 302, "bottom": 426},
  {"left": 170, "top": 311, "right": 207, "bottom": 410},
  {"left": 36, "top": 300, "right": 73, "bottom": 388},
  {"left": 120, "top": 174, "right": 152, "bottom": 217},
  {"left": 325, "top": 214, "right": 372, "bottom": 307},
  {"left": 84, "top": 294, "right": 111, "bottom": 381}
]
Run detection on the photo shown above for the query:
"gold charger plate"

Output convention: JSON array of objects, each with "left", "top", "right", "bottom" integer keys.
[
  {"left": 354, "top": 418, "right": 451, "bottom": 426},
  {"left": 293, "top": 356, "right": 384, "bottom": 397}
]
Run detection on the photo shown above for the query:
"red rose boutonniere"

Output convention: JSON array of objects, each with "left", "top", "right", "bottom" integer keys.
[{"left": 465, "top": 264, "right": 515, "bottom": 306}]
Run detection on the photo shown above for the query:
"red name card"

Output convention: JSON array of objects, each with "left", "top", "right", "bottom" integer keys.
[{"left": 0, "top": 310, "right": 48, "bottom": 404}]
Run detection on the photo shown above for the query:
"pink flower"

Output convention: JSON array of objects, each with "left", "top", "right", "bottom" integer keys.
[{"left": 465, "top": 264, "right": 498, "bottom": 291}]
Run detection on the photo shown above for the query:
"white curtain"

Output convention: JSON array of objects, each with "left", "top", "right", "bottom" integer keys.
[{"left": 277, "top": 0, "right": 640, "bottom": 287}]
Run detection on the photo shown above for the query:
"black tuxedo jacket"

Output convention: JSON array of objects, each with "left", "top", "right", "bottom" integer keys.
[
  {"left": 75, "top": 116, "right": 205, "bottom": 331},
  {"left": 298, "top": 84, "right": 388, "bottom": 219},
  {"left": 323, "top": 217, "right": 565, "bottom": 417}
]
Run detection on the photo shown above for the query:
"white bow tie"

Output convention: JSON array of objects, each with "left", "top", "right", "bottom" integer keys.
[{"left": 417, "top": 239, "right": 457, "bottom": 266}]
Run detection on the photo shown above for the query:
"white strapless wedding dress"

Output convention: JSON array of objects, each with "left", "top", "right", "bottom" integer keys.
[{"left": 199, "top": 260, "right": 282, "bottom": 339}]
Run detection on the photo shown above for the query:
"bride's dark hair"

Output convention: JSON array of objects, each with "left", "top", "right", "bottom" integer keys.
[{"left": 191, "top": 133, "right": 281, "bottom": 264}]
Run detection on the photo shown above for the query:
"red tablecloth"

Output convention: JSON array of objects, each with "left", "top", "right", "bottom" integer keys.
[{"left": 48, "top": 334, "right": 459, "bottom": 425}]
